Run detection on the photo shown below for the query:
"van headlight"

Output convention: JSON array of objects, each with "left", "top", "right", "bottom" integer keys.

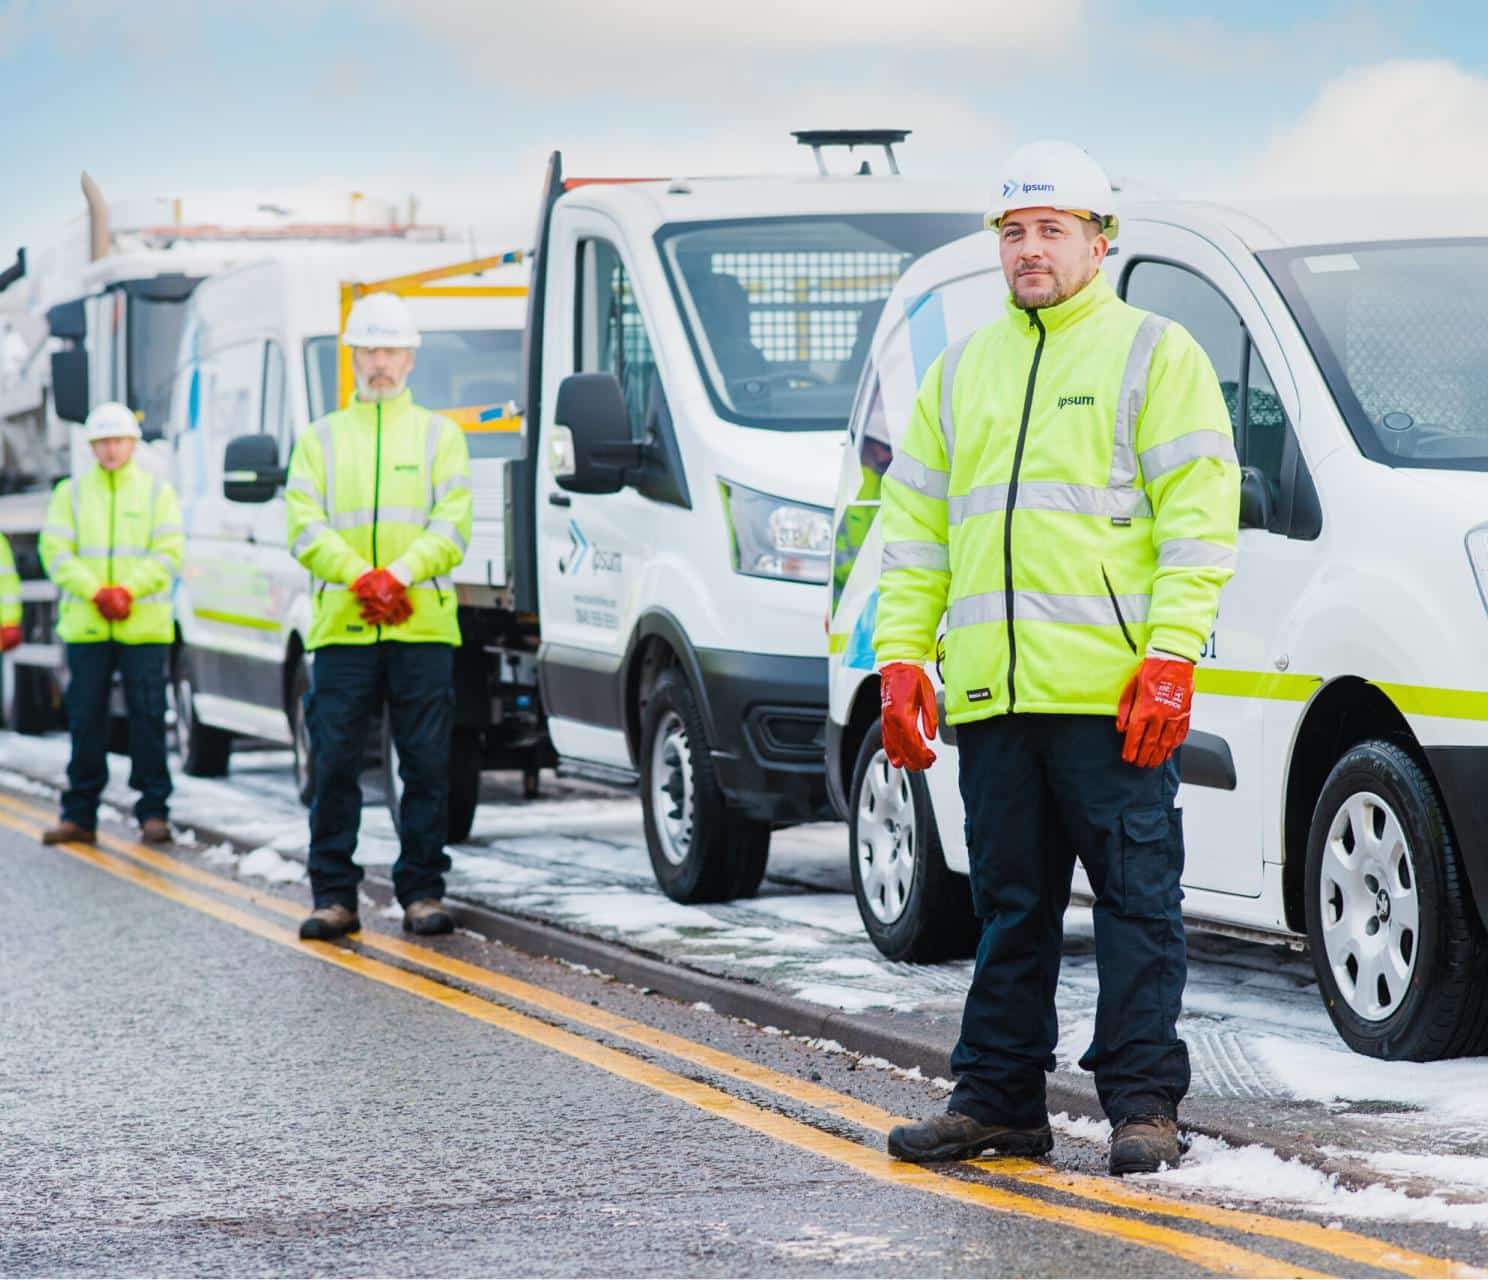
[
  {"left": 721, "top": 480, "right": 831, "bottom": 585},
  {"left": 1466, "top": 524, "right": 1488, "bottom": 613}
]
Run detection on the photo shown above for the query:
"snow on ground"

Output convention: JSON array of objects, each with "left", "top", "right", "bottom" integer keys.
[{"left": 7, "top": 727, "right": 1488, "bottom": 1219}]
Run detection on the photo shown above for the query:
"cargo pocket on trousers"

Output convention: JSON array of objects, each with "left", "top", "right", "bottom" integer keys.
[{"left": 1112, "top": 805, "right": 1182, "bottom": 918}]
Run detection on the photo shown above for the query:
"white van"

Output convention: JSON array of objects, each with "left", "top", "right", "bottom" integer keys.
[
  {"left": 524, "top": 138, "right": 982, "bottom": 901},
  {"left": 828, "top": 201, "right": 1488, "bottom": 1059},
  {"left": 166, "top": 245, "right": 527, "bottom": 840}
]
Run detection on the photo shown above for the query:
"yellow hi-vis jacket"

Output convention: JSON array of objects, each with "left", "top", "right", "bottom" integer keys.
[
  {"left": 874, "top": 272, "right": 1240, "bottom": 725},
  {"left": 286, "top": 390, "right": 473, "bottom": 650},
  {"left": 0, "top": 533, "right": 20, "bottom": 629},
  {"left": 40, "top": 461, "right": 184, "bottom": 645}
]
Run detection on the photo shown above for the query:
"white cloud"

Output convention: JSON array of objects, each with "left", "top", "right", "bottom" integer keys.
[{"left": 1250, "top": 59, "right": 1488, "bottom": 195}]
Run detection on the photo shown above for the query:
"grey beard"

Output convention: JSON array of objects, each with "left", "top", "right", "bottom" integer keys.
[{"left": 355, "top": 376, "right": 407, "bottom": 403}]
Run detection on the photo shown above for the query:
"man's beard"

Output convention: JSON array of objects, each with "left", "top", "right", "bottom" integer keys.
[
  {"left": 1012, "top": 264, "right": 1095, "bottom": 310},
  {"left": 356, "top": 374, "right": 408, "bottom": 403}
]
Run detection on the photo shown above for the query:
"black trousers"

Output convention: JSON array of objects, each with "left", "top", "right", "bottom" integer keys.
[
  {"left": 60, "top": 641, "right": 172, "bottom": 829},
  {"left": 306, "top": 642, "right": 453, "bottom": 910},
  {"left": 949, "top": 713, "right": 1190, "bottom": 1129}
]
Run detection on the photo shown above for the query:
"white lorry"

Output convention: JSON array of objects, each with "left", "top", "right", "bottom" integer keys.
[
  {"left": 167, "top": 246, "right": 529, "bottom": 843},
  {"left": 828, "top": 201, "right": 1488, "bottom": 1060}
]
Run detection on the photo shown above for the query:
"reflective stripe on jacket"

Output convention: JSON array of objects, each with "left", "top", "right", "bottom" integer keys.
[
  {"left": 873, "top": 271, "right": 1240, "bottom": 725},
  {"left": 0, "top": 533, "right": 19, "bottom": 628},
  {"left": 39, "top": 462, "right": 183, "bottom": 644},
  {"left": 286, "top": 390, "right": 473, "bottom": 649}
]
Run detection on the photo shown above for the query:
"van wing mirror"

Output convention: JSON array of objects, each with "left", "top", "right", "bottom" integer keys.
[
  {"left": 1238, "top": 466, "right": 1274, "bottom": 531},
  {"left": 224, "top": 433, "right": 287, "bottom": 503},
  {"left": 551, "top": 373, "right": 644, "bottom": 495},
  {"left": 50, "top": 348, "right": 90, "bottom": 423}
]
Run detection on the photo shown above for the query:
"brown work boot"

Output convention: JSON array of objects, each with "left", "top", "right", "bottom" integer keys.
[
  {"left": 41, "top": 820, "right": 96, "bottom": 846},
  {"left": 403, "top": 898, "right": 454, "bottom": 936},
  {"left": 139, "top": 818, "right": 173, "bottom": 845},
  {"left": 888, "top": 1110, "right": 1053, "bottom": 1163},
  {"left": 298, "top": 903, "right": 360, "bottom": 941},
  {"left": 1109, "top": 1115, "right": 1182, "bottom": 1175}
]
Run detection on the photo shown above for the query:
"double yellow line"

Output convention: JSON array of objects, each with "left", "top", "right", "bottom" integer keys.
[{"left": 3, "top": 791, "right": 1473, "bottom": 1279}]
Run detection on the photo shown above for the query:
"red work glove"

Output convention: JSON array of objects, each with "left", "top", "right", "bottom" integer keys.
[
  {"left": 1117, "top": 657, "right": 1194, "bottom": 769},
  {"left": 93, "top": 586, "right": 133, "bottom": 622},
  {"left": 353, "top": 569, "right": 412, "bottom": 626},
  {"left": 1, "top": 625, "right": 20, "bottom": 652},
  {"left": 880, "top": 662, "right": 938, "bottom": 771}
]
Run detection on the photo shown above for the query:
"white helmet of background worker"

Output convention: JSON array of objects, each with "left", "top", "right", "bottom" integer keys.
[
  {"left": 83, "top": 401, "right": 142, "bottom": 441},
  {"left": 342, "top": 292, "right": 422, "bottom": 348},
  {"left": 986, "top": 139, "right": 1120, "bottom": 240}
]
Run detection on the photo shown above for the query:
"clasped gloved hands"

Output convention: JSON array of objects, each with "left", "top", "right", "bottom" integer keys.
[
  {"left": 880, "top": 662, "right": 938, "bottom": 771},
  {"left": 1117, "top": 656, "right": 1194, "bottom": 768},
  {"left": 1, "top": 624, "right": 20, "bottom": 652},
  {"left": 353, "top": 569, "right": 412, "bottom": 626},
  {"left": 93, "top": 586, "right": 133, "bottom": 622}
]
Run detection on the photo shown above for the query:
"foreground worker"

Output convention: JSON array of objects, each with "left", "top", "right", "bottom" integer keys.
[
  {"left": 287, "top": 292, "right": 472, "bottom": 941},
  {"left": 0, "top": 531, "right": 21, "bottom": 655},
  {"left": 875, "top": 141, "right": 1239, "bottom": 1175},
  {"left": 39, "top": 402, "right": 183, "bottom": 846}
]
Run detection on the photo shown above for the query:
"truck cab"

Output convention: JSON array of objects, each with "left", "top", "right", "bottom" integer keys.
[{"left": 523, "top": 141, "right": 981, "bottom": 901}]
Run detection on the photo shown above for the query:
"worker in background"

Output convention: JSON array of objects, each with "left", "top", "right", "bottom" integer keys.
[
  {"left": 875, "top": 141, "right": 1239, "bottom": 1176},
  {"left": 0, "top": 532, "right": 21, "bottom": 655},
  {"left": 288, "top": 292, "right": 473, "bottom": 942},
  {"left": 39, "top": 402, "right": 183, "bottom": 846}
]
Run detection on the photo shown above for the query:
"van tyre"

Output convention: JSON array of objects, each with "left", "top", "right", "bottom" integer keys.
[
  {"left": 849, "top": 721, "right": 977, "bottom": 963},
  {"left": 1305, "top": 739, "right": 1488, "bottom": 1060},
  {"left": 640, "top": 668, "right": 771, "bottom": 903},
  {"left": 290, "top": 657, "right": 314, "bottom": 807},
  {"left": 173, "top": 652, "right": 231, "bottom": 777}
]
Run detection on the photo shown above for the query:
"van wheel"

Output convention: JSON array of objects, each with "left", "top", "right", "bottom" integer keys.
[
  {"left": 1305, "top": 740, "right": 1488, "bottom": 1060},
  {"left": 173, "top": 652, "right": 231, "bottom": 777},
  {"left": 849, "top": 722, "right": 977, "bottom": 962},
  {"left": 2, "top": 662, "right": 57, "bottom": 735},
  {"left": 290, "top": 657, "right": 314, "bottom": 807},
  {"left": 383, "top": 713, "right": 480, "bottom": 846},
  {"left": 640, "top": 668, "right": 770, "bottom": 903}
]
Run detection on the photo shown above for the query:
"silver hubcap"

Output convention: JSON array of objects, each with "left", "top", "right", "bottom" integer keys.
[
  {"left": 1319, "top": 790, "right": 1420, "bottom": 1021},
  {"left": 176, "top": 676, "right": 194, "bottom": 756},
  {"left": 856, "top": 748, "right": 916, "bottom": 925},
  {"left": 387, "top": 724, "right": 403, "bottom": 809},
  {"left": 650, "top": 710, "right": 694, "bottom": 867},
  {"left": 293, "top": 695, "right": 311, "bottom": 794}
]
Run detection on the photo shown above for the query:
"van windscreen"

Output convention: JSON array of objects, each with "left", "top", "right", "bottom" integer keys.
[
  {"left": 658, "top": 213, "right": 981, "bottom": 431},
  {"left": 1262, "top": 238, "right": 1488, "bottom": 471},
  {"left": 304, "top": 328, "right": 522, "bottom": 420}
]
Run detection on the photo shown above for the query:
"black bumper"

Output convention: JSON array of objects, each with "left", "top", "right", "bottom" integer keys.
[
  {"left": 1425, "top": 746, "right": 1488, "bottom": 929},
  {"left": 696, "top": 648, "right": 834, "bottom": 826}
]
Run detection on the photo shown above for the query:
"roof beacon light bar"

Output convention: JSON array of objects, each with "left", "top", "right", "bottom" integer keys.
[{"left": 791, "top": 129, "right": 911, "bottom": 177}]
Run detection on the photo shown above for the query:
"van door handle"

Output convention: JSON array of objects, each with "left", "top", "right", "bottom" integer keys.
[{"left": 548, "top": 493, "right": 572, "bottom": 508}]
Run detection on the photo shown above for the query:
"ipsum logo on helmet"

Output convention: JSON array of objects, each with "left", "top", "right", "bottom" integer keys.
[{"left": 1002, "top": 178, "right": 1058, "bottom": 200}]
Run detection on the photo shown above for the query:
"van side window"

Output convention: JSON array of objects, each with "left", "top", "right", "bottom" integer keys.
[
  {"left": 1122, "top": 260, "right": 1296, "bottom": 533},
  {"left": 262, "top": 340, "right": 290, "bottom": 449},
  {"left": 577, "top": 239, "right": 661, "bottom": 440}
]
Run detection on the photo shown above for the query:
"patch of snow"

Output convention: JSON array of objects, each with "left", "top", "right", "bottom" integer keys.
[
  {"left": 197, "top": 842, "right": 237, "bottom": 867},
  {"left": 691, "top": 1001, "right": 714, "bottom": 1013},
  {"left": 0, "top": 768, "right": 56, "bottom": 797},
  {"left": 791, "top": 983, "right": 900, "bottom": 1013},
  {"left": 1144, "top": 1134, "right": 1488, "bottom": 1230},
  {"left": 238, "top": 845, "right": 307, "bottom": 884},
  {"left": 1051, "top": 1112, "right": 1113, "bottom": 1143},
  {"left": 378, "top": 901, "right": 404, "bottom": 921}
]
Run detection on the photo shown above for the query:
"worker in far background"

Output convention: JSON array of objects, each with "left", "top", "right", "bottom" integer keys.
[
  {"left": 874, "top": 140, "right": 1240, "bottom": 1176},
  {"left": 39, "top": 402, "right": 184, "bottom": 847},
  {"left": 0, "top": 532, "right": 22, "bottom": 655},
  {"left": 287, "top": 292, "right": 473, "bottom": 943}
]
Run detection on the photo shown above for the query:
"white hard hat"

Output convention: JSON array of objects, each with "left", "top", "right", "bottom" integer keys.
[
  {"left": 83, "top": 401, "right": 142, "bottom": 442},
  {"left": 986, "top": 139, "right": 1120, "bottom": 241},
  {"left": 343, "top": 292, "right": 421, "bottom": 348}
]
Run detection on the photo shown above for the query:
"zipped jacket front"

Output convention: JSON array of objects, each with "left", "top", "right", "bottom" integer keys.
[
  {"left": 286, "top": 390, "right": 473, "bottom": 649},
  {"left": 40, "top": 461, "right": 183, "bottom": 644},
  {"left": 873, "top": 272, "right": 1240, "bottom": 725}
]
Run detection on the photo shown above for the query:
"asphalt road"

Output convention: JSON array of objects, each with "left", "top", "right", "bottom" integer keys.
[{"left": 1, "top": 815, "right": 1477, "bottom": 1277}]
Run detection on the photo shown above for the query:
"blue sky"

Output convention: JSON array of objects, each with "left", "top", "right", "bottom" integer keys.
[{"left": 4, "top": 0, "right": 1488, "bottom": 252}]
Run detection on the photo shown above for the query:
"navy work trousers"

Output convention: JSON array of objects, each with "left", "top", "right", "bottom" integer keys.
[
  {"left": 306, "top": 642, "right": 453, "bottom": 910},
  {"left": 950, "top": 713, "right": 1190, "bottom": 1129},
  {"left": 60, "top": 641, "right": 172, "bottom": 829}
]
